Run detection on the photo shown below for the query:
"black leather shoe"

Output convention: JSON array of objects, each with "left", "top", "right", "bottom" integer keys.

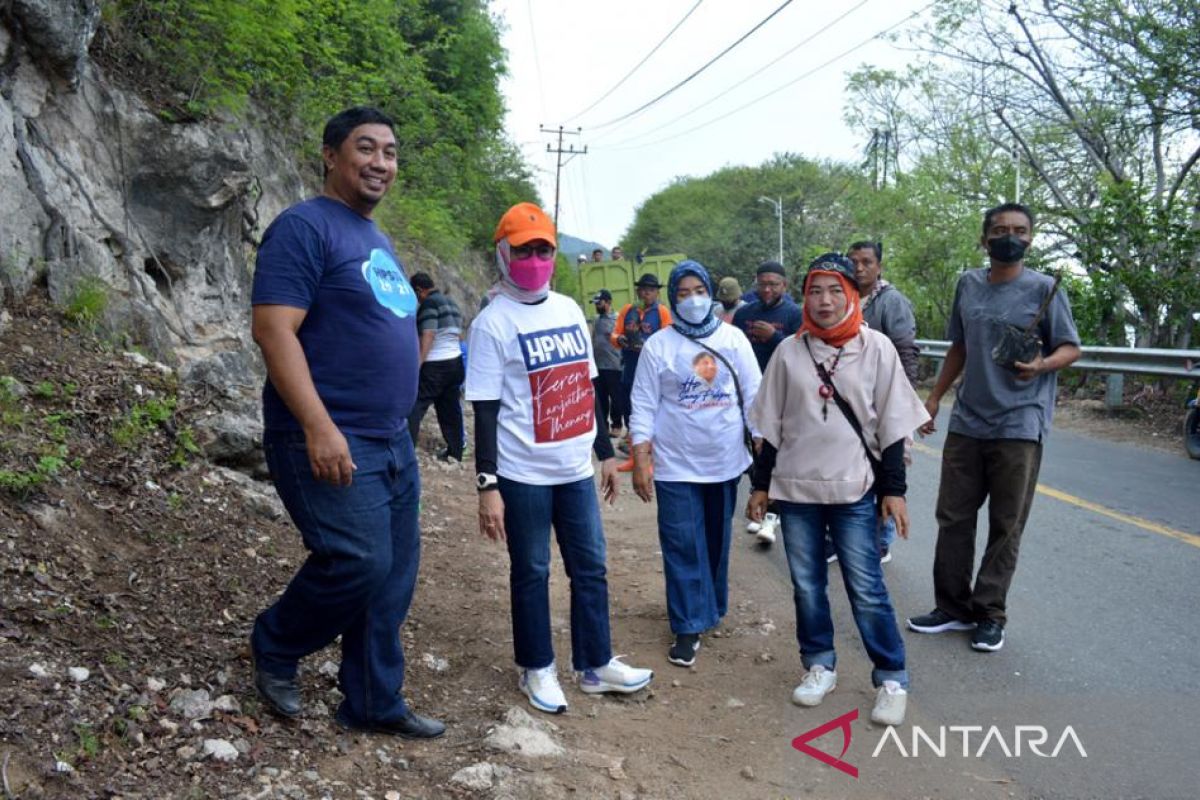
[
  {"left": 253, "top": 664, "right": 301, "bottom": 717},
  {"left": 335, "top": 707, "right": 446, "bottom": 739}
]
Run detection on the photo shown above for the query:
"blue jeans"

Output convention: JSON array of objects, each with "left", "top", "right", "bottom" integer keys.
[
  {"left": 879, "top": 516, "right": 897, "bottom": 549},
  {"left": 778, "top": 493, "right": 908, "bottom": 688},
  {"left": 499, "top": 476, "right": 612, "bottom": 672},
  {"left": 253, "top": 428, "right": 421, "bottom": 725},
  {"left": 655, "top": 479, "right": 738, "bottom": 635}
]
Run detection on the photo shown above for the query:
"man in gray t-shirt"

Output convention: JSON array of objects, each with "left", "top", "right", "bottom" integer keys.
[
  {"left": 907, "top": 203, "right": 1081, "bottom": 654},
  {"left": 591, "top": 290, "right": 626, "bottom": 434}
]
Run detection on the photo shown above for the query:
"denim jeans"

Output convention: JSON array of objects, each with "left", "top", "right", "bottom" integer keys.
[
  {"left": 253, "top": 428, "right": 420, "bottom": 725},
  {"left": 879, "top": 515, "right": 897, "bottom": 550},
  {"left": 499, "top": 476, "right": 612, "bottom": 672},
  {"left": 778, "top": 492, "right": 908, "bottom": 688},
  {"left": 654, "top": 479, "right": 738, "bottom": 635}
]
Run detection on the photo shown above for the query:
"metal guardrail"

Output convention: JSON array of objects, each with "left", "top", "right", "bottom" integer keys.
[{"left": 916, "top": 339, "right": 1200, "bottom": 379}]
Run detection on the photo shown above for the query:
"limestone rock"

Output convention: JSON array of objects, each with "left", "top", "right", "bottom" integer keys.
[
  {"left": 11, "top": 0, "right": 101, "bottom": 84},
  {"left": 484, "top": 706, "right": 564, "bottom": 757}
]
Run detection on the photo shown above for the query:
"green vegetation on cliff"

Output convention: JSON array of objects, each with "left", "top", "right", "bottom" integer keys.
[{"left": 97, "top": 0, "right": 537, "bottom": 258}]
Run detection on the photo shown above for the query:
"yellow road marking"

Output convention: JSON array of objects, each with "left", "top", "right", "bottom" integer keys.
[{"left": 911, "top": 440, "right": 1200, "bottom": 548}]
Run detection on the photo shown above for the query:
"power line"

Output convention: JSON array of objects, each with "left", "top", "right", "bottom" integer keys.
[
  {"left": 585, "top": 0, "right": 798, "bottom": 130},
  {"left": 526, "top": 0, "right": 548, "bottom": 120},
  {"left": 565, "top": 0, "right": 705, "bottom": 124},
  {"left": 598, "top": 2, "right": 934, "bottom": 151},
  {"left": 598, "top": 0, "right": 870, "bottom": 148}
]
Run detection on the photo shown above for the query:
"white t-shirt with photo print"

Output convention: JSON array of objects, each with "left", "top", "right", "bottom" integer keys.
[{"left": 465, "top": 291, "right": 599, "bottom": 485}]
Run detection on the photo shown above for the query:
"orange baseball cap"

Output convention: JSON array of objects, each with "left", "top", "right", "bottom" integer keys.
[{"left": 494, "top": 202, "right": 557, "bottom": 247}]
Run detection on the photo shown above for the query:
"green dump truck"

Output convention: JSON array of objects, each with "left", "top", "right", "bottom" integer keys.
[{"left": 576, "top": 254, "right": 687, "bottom": 320}]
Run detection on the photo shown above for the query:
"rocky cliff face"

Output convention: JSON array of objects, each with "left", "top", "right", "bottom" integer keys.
[{"left": 1, "top": 1, "right": 489, "bottom": 470}]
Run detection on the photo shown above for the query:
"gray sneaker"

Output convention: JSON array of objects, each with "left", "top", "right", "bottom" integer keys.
[
  {"left": 907, "top": 609, "right": 975, "bottom": 634},
  {"left": 971, "top": 620, "right": 1005, "bottom": 652}
]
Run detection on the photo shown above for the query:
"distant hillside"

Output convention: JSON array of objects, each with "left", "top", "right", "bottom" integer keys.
[{"left": 558, "top": 232, "right": 610, "bottom": 262}]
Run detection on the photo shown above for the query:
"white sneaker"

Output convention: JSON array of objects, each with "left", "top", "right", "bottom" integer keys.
[
  {"left": 791, "top": 665, "right": 837, "bottom": 707},
  {"left": 870, "top": 681, "right": 907, "bottom": 726},
  {"left": 578, "top": 656, "right": 653, "bottom": 694},
  {"left": 518, "top": 664, "right": 567, "bottom": 714},
  {"left": 745, "top": 519, "right": 762, "bottom": 534},
  {"left": 756, "top": 512, "right": 779, "bottom": 545}
]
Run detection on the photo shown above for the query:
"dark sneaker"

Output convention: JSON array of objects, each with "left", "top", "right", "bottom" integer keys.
[
  {"left": 879, "top": 545, "right": 892, "bottom": 564},
  {"left": 971, "top": 620, "right": 1005, "bottom": 652},
  {"left": 907, "top": 609, "right": 976, "bottom": 634},
  {"left": 668, "top": 634, "right": 700, "bottom": 667}
]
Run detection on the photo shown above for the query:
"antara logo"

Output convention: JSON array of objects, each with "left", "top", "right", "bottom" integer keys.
[
  {"left": 791, "top": 709, "right": 859, "bottom": 778},
  {"left": 792, "top": 712, "right": 1088, "bottom": 779}
]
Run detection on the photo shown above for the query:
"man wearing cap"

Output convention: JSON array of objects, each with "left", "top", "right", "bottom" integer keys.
[
  {"left": 466, "top": 202, "right": 654, "bottom": 716},
  {"left": 611, "top": 274, "right": 673, "bottom": 470},
  {"left": 591, "top": 289, "right": 626, "bottom": 435},
  {"left": 732, "top": 261, "right": 804, "bottom": 373},
  {"left": 716, "top": 276, "right": 748, "bottom": 323},
  {"left": 249, "top": 106, "right": 444, "bottom": 738}
]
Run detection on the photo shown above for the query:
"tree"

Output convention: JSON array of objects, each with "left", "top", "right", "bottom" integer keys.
[{"left": 847, "top": 0, "right": 1200, "bottom": 347}]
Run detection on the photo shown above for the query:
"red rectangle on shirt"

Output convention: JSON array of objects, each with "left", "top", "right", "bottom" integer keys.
[{"left": 528, "top": 362, "right": 594, "bottom": 442}]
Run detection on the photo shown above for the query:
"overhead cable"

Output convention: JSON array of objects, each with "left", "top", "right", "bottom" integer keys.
[
  {"left": 584, "top": 0, "right": 798, "bottom": 130},
  {"left": 598, "top": 1, "right": 934, "bottom": 151},
  {"left": 597, "top": 1, "right": 869, "bottom": 147},
  {"left": 565, "top": 0, "right": 706, "bottom": 124}
]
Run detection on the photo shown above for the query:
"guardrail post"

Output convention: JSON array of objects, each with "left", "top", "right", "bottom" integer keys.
[{"left": 1104, "top": 373, "right": 1124, "bottom": 409}]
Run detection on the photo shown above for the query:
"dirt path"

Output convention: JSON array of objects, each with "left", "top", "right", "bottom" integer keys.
[{"left": 360, "top": 452, "right": 1029, "bottom": 800}]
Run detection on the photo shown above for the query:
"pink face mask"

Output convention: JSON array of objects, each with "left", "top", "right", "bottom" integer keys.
[{"left": 507, "top": 255, "right": 555, "bottom": 291}]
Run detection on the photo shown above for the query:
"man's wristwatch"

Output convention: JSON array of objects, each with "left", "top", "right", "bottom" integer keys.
[{"left": 476, "top": 472, "right": 499, "bottom": 493}]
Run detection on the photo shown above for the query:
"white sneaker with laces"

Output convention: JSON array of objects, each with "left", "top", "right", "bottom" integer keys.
[
  {"left": 519, "top": 664, "right": 567, "bottom": 714},
  {"left": 791, "top": 665, "right": 837, "bottom": 707},
  {"left": 870, "top": 680, "right": 907, "bottom": 726},
  {"left": 578, "top": 657, "right": 653, "bottom": 694},
  {"left": 756, "top": 512, "right": 779, "bottom": 545}
]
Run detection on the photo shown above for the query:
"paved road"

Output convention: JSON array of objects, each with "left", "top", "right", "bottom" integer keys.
[{"left": 736, "top": 422, "right": 1200, "bottom": 799}]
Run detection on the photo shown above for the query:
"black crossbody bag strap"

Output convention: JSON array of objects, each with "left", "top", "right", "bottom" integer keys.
[
  {"left": 691, "top": 338, "right": 755, "bottom": 458},
  {"left": 803, "top": 336, "right": 881, "bottom": 475}
]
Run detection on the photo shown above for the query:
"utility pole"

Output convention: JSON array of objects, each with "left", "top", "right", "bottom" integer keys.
[
  {"left": 758, "top": 196, "right": 784, "bottom": 264},
  {"left": 540, "top": 125, "right": 587, "bottom": 224}
]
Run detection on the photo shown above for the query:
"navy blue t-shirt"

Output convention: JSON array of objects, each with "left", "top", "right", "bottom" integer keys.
[
  {"left": 731, "top": 295, "right": 803, "bottom": 371},
  {"left": 251, "top": 196, "right": 419, "bottom": 436}
]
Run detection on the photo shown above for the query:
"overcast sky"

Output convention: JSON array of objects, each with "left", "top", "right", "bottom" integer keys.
[{"left": 489, "top": 0, "right": 934, "bottom": 248}]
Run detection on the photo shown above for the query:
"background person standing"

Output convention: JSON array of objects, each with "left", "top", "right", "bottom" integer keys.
[
  {"left": 407, "top": 272, "right": 465, "bottom": 462},
  {"left": 591, "top": 289, "right": 626, "bottom": 435},
  {"left": 847, "top": 240, "right": 920, "bottom": 564}
]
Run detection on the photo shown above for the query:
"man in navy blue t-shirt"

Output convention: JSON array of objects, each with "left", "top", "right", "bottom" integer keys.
[
  {"left": 248, "top": 106, "right": 444, "bottom": 739},
  {"left": 732, "top": 261, "right": 804, "bottom": 372}
]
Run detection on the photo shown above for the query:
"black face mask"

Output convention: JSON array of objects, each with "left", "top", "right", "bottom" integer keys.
[{"left": 986, "top": 234, "right": 1029, "bottom": 264}]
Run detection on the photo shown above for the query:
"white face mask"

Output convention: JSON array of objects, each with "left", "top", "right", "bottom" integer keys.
[{"left": 675, "top": 293, "right": 712, "bottom": 325}]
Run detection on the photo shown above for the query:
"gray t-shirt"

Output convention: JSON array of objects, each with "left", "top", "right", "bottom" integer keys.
[
  {"left": 592, "top": 312, "right": 621, "bottom": 371},
  {"left": 947, "top": 267, "right": 1080, "bottom": 441}
]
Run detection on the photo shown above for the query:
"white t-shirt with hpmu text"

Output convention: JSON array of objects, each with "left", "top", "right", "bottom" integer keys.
[{"left": 465, "top": 292, "right": 599, "bottom": 485}]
